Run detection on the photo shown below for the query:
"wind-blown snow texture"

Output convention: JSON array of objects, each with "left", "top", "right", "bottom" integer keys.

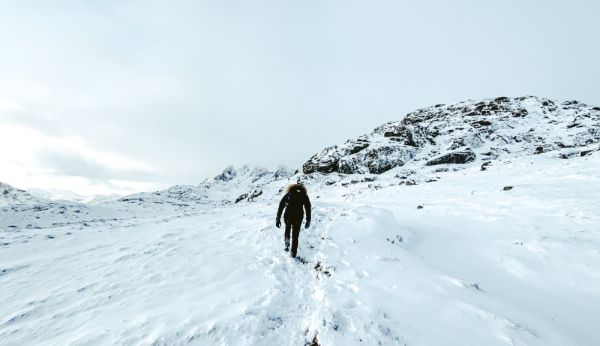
[{"left": 1, "top": 97, "right": 600, "bottom": 345}]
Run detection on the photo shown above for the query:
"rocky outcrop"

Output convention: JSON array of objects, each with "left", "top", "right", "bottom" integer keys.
[
  {"left": 426, "top": 151, "right": 476, "bottom": 166},
  {"left": 235, "top": 187, "right": 263, "bottom": 203},
  {"left": 303, "top": 96, "right": 600, "bottom": 175},
  {"left": 215, "top": 166, "right": 237, "bottom": 181}
]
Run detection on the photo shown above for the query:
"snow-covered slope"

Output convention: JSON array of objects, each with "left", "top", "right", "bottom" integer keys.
[
  {"left": 1, "top": 96, "right": 600, "bottom": 345},
  {"left": 2, "top": 151, "right": 599, "bottom": 345}
]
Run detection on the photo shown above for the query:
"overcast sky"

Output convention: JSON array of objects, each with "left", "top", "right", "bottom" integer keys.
[{"left": 1, "top": 0, "right": 599, "bottom": 196}]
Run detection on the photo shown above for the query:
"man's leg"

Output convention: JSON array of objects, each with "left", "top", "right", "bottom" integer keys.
[
  {"left": 284, "top": 222, "right": 291, "bottom": 251},
  {"left": 290, "top": 221, "right": 301, "bottom": 258}
]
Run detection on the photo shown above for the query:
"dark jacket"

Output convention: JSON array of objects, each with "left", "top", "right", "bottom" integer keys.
[{"left": 276, "top": 184, "right": 311, "bottom": 224}]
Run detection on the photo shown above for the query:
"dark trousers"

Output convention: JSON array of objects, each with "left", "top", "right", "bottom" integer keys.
[{"left": 284, "top": 220, "right": 302, "bottom": 257}]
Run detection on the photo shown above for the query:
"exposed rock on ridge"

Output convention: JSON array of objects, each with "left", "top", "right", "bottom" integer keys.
[{"left": 303, "top": 96, "right": 600, "bottom": 175}]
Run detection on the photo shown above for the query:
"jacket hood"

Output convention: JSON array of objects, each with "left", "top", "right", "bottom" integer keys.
[{"left": 286, "top": 183, "right": 307, "bottom": 194}]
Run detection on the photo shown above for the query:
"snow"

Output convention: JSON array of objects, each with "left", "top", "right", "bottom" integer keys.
[
  {"left": 1, "top": 151, "right": 599, "bottom": 345},
  {"left": 1, "top": 97, "right": 600, "bottom": 345}
]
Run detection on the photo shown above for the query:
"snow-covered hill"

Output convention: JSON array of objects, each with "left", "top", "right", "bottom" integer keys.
[
  {"left": 303, "top": 96, "right": 600, "bottom": 176},
  {"left": 1, "top": 96, "right": 600, "bottom": 345},
  {"left": 0, "top": 181, "right": 129, "bottom": 230}
]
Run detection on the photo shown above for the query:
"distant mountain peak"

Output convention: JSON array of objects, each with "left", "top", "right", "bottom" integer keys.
[
  {"left": 0, "top": 181, "right": 45, "bottom": 207},
  {"left": 215, "top": 165, "right": 237, "bottom": 181}
]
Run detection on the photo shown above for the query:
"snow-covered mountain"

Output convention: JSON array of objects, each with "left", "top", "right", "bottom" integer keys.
[
  {"left": 0, "top": 181, "right": 129, "bottom": 230},
  {"left": 1, "top": 96, "right": 600, "bottom": 345},
  {"left": 106, "top": 165, "right": 296, "bottom": 213},
  {"left": 0, "top": 182, "right": 46, "bottom": 207},
  {"left": 27, "top": 188, "right": 122, "bottom": 205}
]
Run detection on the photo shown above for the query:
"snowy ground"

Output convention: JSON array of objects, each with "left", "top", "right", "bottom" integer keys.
[{"left": 1, "top": 153, "right": 599, "bottom": 345}]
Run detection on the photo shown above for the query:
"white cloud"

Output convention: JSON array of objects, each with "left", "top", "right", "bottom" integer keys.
[
  {"left": 0, "top": 101, "right": 25, "bottom": 112},
  {"left": 0, "top": 123, "right": 159, "bottom": 195}
]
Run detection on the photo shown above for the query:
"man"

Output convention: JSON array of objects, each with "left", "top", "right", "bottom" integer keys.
[{"left": 276, "top": 183, "right": 311, "bottom": 258}]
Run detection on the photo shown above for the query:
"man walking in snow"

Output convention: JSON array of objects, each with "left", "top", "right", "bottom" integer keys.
[{"left": 276, "top": 183, "right": 311, "bottom": 258}]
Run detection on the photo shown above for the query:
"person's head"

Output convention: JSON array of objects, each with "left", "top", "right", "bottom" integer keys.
[{"left": 286, "top": 183, "right": 307, "bottom": 195}]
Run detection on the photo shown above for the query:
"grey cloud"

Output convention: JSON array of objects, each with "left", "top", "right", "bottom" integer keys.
[{"left": 35, "top": 149, "right": 160, "bottom": 183}]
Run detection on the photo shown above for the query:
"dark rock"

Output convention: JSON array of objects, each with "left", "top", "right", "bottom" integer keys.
[
  {"left": 503, "top": 186, "right": 513, "bottom": 191},
  {"left": 382, "top": 126, "right": 418, "bottom": 147},
  {"left": 338, "top": 157, "right": 360, "bottom": 174},
  {"left": 247, "top": 188, "right": 263, "bottom": 202},
  {"left": 347, "top": 141, "right": 369, "bottom": 155},
  {"left": 472, "top": 120, "right": 492, "bottom": 126},
  {"left": 368, "top": 162, "right": 396, "bottom": 174},
  {"left": 215, "top": 166, "right": 237, "bottom": 181},
  {"left": 542, "top": 100, "right": 551, "bottom": 106},
  {"left": 559, "top": 152, "right": 577, "bottom": 159},
  {"left": 365, "top": 146, "right": 410, "bottom": 174},
  {"left": 235, "top": 193, "right": 248, "bottom": 203},
  {"left": 426, "top": 151, "right": 476, "bottom": 166},
  {"left": 556, "top": 142, "right": 572, "bottom": 148},
  {"left": 580, "top": 149, "right": 597, "bottom": 157},
  {"left": 417, "top": 205, "right": 424, "bottom": 209},
  {"left": 303, "top": 155, "right": 339, "bottom": 174},
  {"left": 481, "top": 161, "right": 492, "bottom": 171},
  {"left": 513, "top": 108, "right": 529, "bottom": 117}
]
